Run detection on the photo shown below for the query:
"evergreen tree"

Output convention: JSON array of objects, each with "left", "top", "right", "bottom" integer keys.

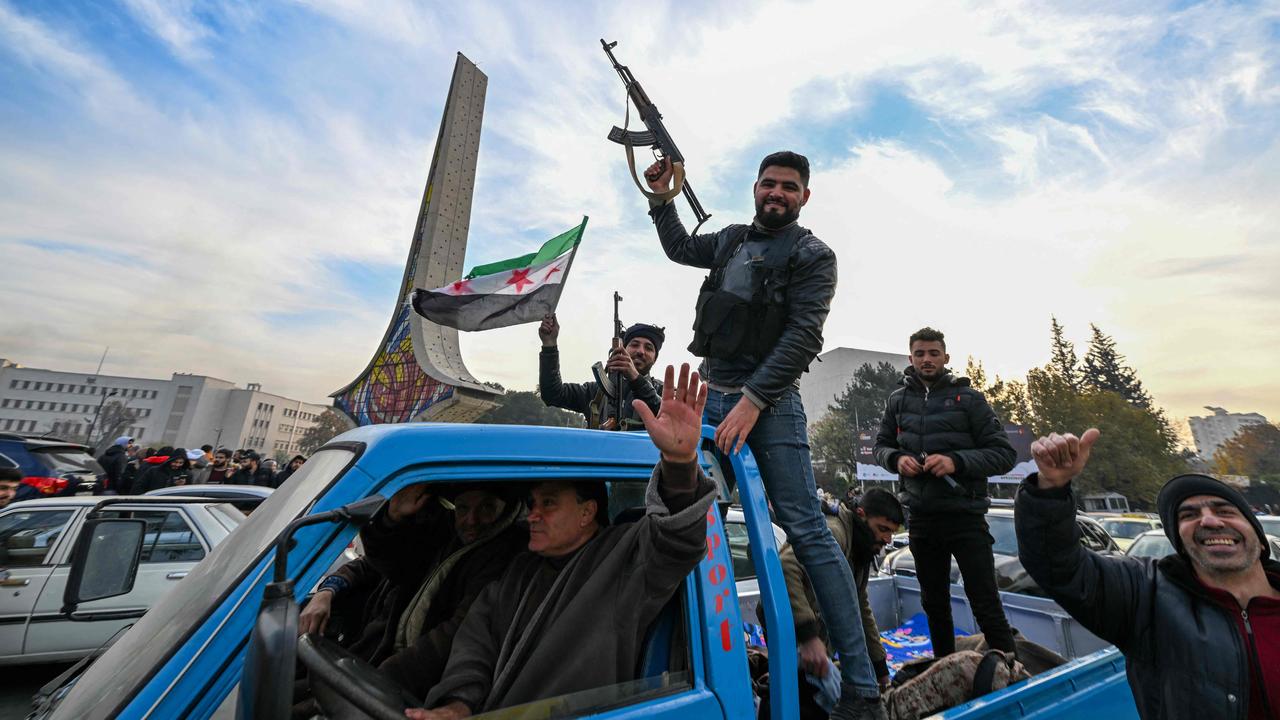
[
  {"left": 966, "top": 357, "right": 1031, "bottom": 425},
  {"left": 1214, "top": 423, "right": 1280, "bottom": 481},
  {"left": 1048, "top": 316, "right": 1081, "bottom": 390},
  {"left": 1081, "top": 324, "right": 1152, "bottom": 408},
  {"left": 827, "top": 361, "right": 903, "bottom": 431},
  {"left": 810, "top": 362, "right": 903, "bottom": 493}
]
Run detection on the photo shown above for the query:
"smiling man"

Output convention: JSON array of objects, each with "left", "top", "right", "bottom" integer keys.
[
  {"left": 1015, "top": 429, "right": 1280, "bottom": 719},
  {"left": 644, "top": 152, "right": 885, "bottom": 719},
  {"left": 538, "top": 313, "right": 664, "bottom": 430}
]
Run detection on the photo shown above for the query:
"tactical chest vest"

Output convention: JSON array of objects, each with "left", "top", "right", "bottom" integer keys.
[{"left": 688, "top": 223, "right": 809, "bottom": 359}]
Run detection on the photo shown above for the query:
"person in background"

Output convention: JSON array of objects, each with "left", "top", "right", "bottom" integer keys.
[
  {"left": 274, "top": 455, "right": 306, "bottom": 487},
  {"left": 0, "top": 468, "right": 21, "bottom": 509},
  {"left": 96, "top": 436, "right": 132, "bottom": 494},
  {"left": 231, "top": 451, "right": 274, "bottom": 487},
  {"left": 138, "top": 449, "right": 192, "bottom": 492}
]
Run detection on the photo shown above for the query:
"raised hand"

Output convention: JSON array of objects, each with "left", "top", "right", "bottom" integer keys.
[
  {"left": 634, "top": 364, "right": 707, "bottom": 463},
  {"left": 538, "top": 314, "right": 560, "bottom": 347},
  {"left": 644, "top": 158, "right": 673, "bottom": 193},
  {"left": 1031, "top": 429, "right": 1100, "bottom": 490}
]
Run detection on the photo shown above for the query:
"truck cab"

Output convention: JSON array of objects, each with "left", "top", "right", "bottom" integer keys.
[{"left": 37, "top": 423, "right": 1141, "bottom": 719}]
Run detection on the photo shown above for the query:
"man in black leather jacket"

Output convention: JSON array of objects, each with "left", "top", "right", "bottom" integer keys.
[
  {"left": 873, "top": 327, "right": 1017, "bottom": 656},
  {"left": 644, "top": 152, "right": 885, "bottom": 720},
  {"left": 1017, "top": 429, "right": 1280, "bottom": 720}
]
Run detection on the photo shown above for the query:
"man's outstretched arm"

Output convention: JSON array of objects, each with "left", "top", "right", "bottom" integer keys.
[
  {"left": 537, "top": 314, "right": 594, "bottom": 416},
  {"left": 1015, "top": 429, "right": 1151, "bottom": 651}
]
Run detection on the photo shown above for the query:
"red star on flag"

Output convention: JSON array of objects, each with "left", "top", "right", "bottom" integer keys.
[
  {"left": 506, "top": 268, "right": 533, "bottom": 293},
  {"left": 543, "top": 264, "right": 563, "bottom": 281},
  {"left": 449, "top": 279, "right": 473, "bottom": 295}
]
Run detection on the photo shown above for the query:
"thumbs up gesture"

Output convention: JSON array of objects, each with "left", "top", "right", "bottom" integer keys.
[{"left": 1031, "top": 429, "right": 1100, "bottom": 490}]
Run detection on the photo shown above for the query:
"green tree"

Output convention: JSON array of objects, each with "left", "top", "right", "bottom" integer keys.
[
  {"left": 1048, "top": 316, "right": 1081, "bottom": 390},
  {"left": 1214, "top": 423, "right": 1280, "bottom": 480},
  {"left": 477, "top": 391, "right": 585, "bottom": 428},
  {"left": 299, "top": 409, "right": 354, "bottom": 455},
  {"left": 830, "top": 362, "right": 903, "bottom": 431},
  {"left": 1082, "top": 324, "right": 1152, "bottom": 408},
  {"left": 966, "top": 357, "right": 1031, "bottom": 426},
  {"left": 809, "top": 362, "right": 902, "bottom": 496}
]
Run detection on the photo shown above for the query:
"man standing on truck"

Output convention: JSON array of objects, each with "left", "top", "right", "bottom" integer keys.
[
  {"left": 777, "top": 488, "right": 905, "bottom": 692},
  {"left": 1016, "top": 429, "right": 1280, "bottom": 720},
  {"left": 873, "top": 327, "right": 1018, "bottom": 657},
  {"left": 410, "top": 364, "right": 717, "bottom": 719},
  {"left": 537, "top": 313, "right": 664, "bottom": 430},
  {"left": 643, "top": 152, "right": 885, "bottom": 719}
]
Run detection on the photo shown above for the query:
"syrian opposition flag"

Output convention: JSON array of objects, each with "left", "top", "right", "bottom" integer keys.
[{"left": 411, "top": 218, "right": 587, "bottom": 331}]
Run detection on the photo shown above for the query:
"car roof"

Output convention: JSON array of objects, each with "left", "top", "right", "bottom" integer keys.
[
  {"left": 336, "top": 423, "right": 668, "bottom": 486},
  {"left": 0, "top": 433, "right": 92, "bottom": 452},
  {"left": 4, "top": 495, "right": 222, "bottom": 509},
  {"left": 145, "top": 484, "right": 273, "bottom": 499}
]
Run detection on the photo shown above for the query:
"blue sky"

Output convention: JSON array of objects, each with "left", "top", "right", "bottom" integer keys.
[{"left": 2, "top": 0, "right": 1278, "bottom": 430}]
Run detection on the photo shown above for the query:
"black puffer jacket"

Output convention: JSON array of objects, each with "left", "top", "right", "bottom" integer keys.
[
  {"left": 650, "top": 202, "right": 836, "bottom": 408},
  {"left": 1016, "top": 477, "right": 1280, "bottom": 720},
  {"left": 873, "top": 368, "right": 1015, "bottom": 514},
  {"left": 538, "top": 348, "right": 661, "bottom": 430}
]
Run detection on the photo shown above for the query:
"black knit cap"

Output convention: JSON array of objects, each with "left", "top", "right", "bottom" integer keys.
[
  {"left": 1156, "top": 473, "right": 1269, "bottom": 560},
  {"left": 623, "top": 323, "right": 665, "bottom": 352}
]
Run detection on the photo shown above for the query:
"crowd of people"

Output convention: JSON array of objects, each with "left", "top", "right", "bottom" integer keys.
[{"left": 95, "top": 437, "right": 307, "bottom": 495}]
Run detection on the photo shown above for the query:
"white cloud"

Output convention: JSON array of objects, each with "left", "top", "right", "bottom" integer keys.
[
  {"left": 120, "top": 0, "right": 215, "bottom": 62},
  {"left": 2, "top": 0, "right": 1279, "bottom": 426}
]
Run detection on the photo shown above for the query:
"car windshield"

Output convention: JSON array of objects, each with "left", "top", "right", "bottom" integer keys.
[
  {"left": 1100, "top": 519, "right": 1151, "bottom": 539},
  {"left": 988, "top": 515, "right": 1018, "bottom": 555},
  {"left": 1127, "top": 534, "right": 1173, "bottom": 559},
  {"left": 53, "top": 448, "right": 357, "bottom": 720}
]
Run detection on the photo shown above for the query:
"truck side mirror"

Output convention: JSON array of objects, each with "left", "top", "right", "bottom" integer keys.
[
  {"left": 62, "top": 518, "right": 147, "bottom": 615},
  {"left": 238, "top": 494, "right": 386, "bottom": 720}
]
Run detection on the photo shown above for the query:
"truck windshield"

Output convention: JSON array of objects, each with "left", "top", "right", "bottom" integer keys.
[{"left": 52, "top": 448, "right": 357, "bottom": 720}]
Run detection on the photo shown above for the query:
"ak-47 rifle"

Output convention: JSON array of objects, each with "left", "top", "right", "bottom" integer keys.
[
  {"left": 609, "top": 291, "right": 625, "bottom": 429},
  {"left": 601, "top": 39, "right": 712, "bottom": 235}
]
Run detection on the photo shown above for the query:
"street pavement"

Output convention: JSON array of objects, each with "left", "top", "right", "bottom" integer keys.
[{"left": 0, "top": 662, "right": 70, "bottom": 719}]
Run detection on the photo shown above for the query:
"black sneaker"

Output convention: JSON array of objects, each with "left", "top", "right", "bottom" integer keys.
[{"left": 828, "top": 690, "right": 887, "bottom": 720}]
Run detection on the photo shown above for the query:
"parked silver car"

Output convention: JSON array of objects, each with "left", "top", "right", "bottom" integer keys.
[{"left": 0, "top": 496, "right": 244, "bottom": 665}]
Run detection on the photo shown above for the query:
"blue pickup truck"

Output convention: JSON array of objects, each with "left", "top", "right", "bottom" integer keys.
[{"left": 34, "top": 423, "right": 1141, "bottom": 719}]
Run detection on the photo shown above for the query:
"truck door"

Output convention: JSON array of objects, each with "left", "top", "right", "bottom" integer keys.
[
  {"left": 0, "top": 507, "right": 77, "bottom": 660},
  {"left": 27, "top": 508, "right": 209, "bottom": 657}
]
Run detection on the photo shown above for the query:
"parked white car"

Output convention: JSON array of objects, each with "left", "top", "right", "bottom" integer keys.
[{"left": 0, "top": 496, "right": 245, "bottom": 665}]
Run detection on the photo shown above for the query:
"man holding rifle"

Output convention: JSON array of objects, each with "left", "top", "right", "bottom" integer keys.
[
  {"left": 643, "top": 152, "right": 886, "bottom": 720},
  {"left": 537, "top": 313, "right": 664, "bottom": 431}
]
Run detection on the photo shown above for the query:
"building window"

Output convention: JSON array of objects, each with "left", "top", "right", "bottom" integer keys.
[
  {"left": 21, "top": 381, "right": 30, "bottom": 389},
  {"left": 8, "top": 380, "right": 16, "bottom": 389}
]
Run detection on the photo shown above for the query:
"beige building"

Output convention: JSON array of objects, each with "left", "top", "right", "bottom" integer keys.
[
  {"left": 0, "top": 359, "right": 329, "bottom": 456},
  {"left": 1188, "top": 406, "right": 1269, "bottom": 461}
]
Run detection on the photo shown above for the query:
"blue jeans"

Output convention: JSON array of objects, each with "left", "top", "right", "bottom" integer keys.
[{"left": 704, "top": 388, "right": 880, "bottom": 698}]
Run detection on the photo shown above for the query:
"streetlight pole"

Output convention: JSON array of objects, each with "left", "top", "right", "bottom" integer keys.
[{"left": 85, "top": 389, "right": 119, "bottom": 448}]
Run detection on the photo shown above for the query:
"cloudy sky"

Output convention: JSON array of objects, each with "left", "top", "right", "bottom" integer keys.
[{"left": 2, "top": 0, "right": 1278, "bottom": 429}]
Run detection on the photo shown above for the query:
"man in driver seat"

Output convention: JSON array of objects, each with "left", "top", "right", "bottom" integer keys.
[{"left": 407, "top": 364, "right": 717, "bottom": 719}]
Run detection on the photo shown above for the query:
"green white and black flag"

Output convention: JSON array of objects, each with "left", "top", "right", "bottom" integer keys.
[{"left": 411, "top": 218, "right": 587, "bottom": 331}]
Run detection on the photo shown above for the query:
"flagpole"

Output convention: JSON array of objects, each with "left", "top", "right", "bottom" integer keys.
[{"left": 548, "top": 215, "right": 588, "bottom": 311}]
